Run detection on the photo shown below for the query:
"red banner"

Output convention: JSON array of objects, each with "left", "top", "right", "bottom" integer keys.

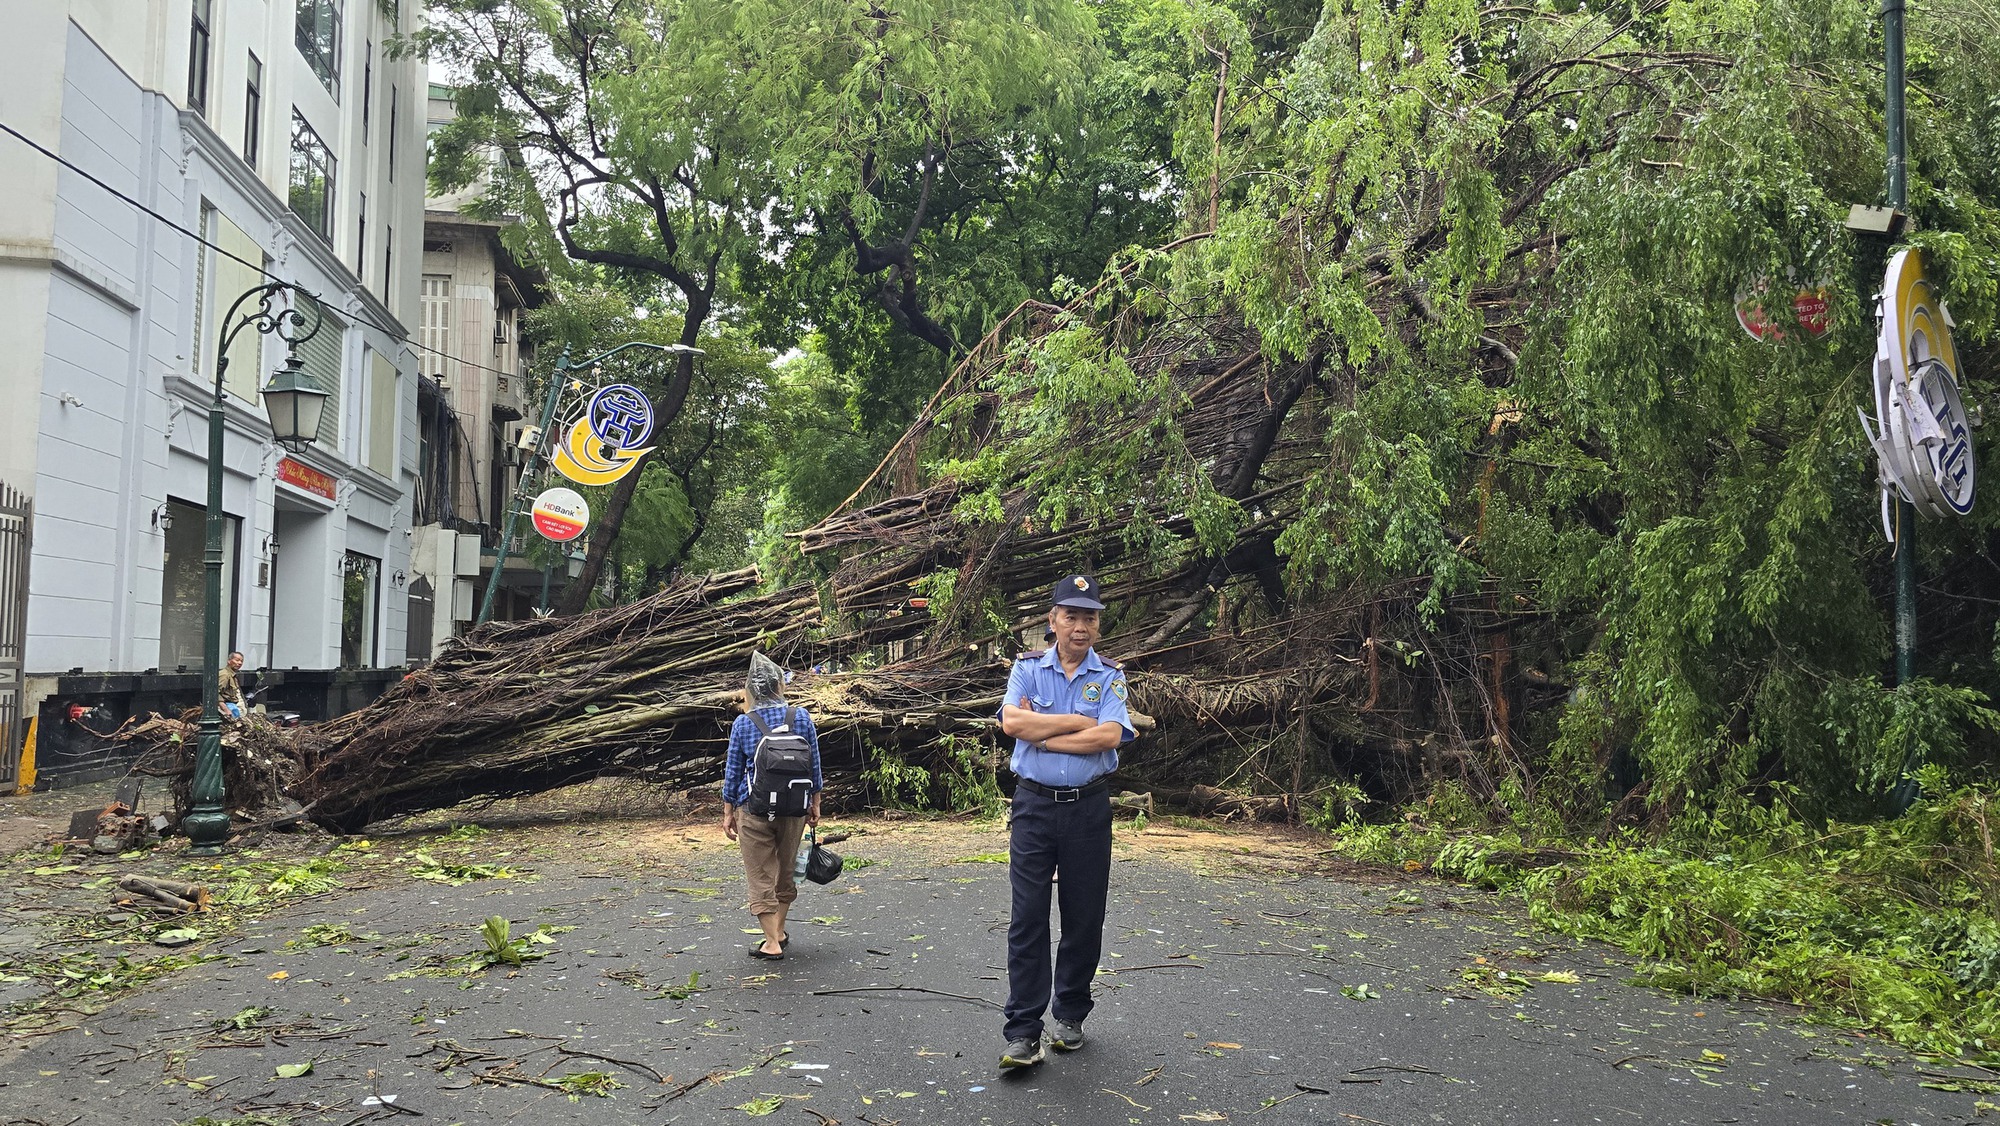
[{"left": 276, "top": 457, "right": 336, "bottom": 500}]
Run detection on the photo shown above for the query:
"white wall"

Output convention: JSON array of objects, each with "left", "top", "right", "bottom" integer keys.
[{"left": 5, "top": 4, "right": 428, "bottom": 676}]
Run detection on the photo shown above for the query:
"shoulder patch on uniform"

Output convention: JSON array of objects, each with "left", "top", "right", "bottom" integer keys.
[
  {"left": 1110, "top": 679, "right": 1128, "bottom": 701},
  {"left": 1015, "top": 649, "right": 1046, "bottom": 661}
]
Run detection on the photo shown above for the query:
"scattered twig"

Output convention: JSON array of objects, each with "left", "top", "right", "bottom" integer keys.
[
  {"left": 553, "top": 1044, "right": 666, "bottom": 1083},
  {"left": 1253, "top": 1090, "right": 1304, "bottom": 1113},
  {"left": 808, "top": 985, "right": 1000, "bottom": 1009}
]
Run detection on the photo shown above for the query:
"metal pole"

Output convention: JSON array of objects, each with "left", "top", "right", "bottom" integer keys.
[
  {"left": 186, "top": 282, "right": 318, "bottom": 854},
  {"left": 474, "top": 341, "right": 698, "bottom": 627},
  {"left": 183, "top": 353, "right": 233, "bottom": 854},
  {"left": 1883, "top": 0, "right": 1924, "bottom": 815},
  {"left": 476, "top": 349, "right": 571, "bottom": 627},
  {"left": 1884, "top": 0, "right": 1916, "bottom": 692}
]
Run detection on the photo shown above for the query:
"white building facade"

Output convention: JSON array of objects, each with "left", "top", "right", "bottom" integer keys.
[{"left": 0, "top": 0, "right": 425, "bottom": 696}]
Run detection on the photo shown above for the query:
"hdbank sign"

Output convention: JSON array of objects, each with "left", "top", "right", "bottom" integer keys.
[
  {"left": 531, "top": 486, "right": 590, "bottom": 542},
  {"left": 1859, "top": 248, "right": 1978, "bottom": 536}
]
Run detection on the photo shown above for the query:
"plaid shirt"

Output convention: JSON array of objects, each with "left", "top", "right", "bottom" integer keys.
[{"left": 723, "top": 704, "right": 825, "bottom": 807}]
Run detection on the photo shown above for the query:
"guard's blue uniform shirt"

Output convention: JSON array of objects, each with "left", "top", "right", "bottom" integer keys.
[{"left": 1000, "top": 648, "right": 1136, "bottom": 787}]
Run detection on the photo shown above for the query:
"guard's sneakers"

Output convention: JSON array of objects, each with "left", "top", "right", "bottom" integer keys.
[
  {"left": 1049, "top": 1018, "right": 1085, "bottom": 1052},
  {"left": 999, "top": 1037, "right": 1045, "bottom": 1069}
]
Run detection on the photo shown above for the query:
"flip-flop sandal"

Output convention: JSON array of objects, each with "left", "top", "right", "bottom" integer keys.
[{"left": 748, "top": 945, "right": 785, "bottom": 960}]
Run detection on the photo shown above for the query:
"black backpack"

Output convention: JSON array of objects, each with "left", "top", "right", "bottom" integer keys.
[{"left": 746, "top": 707, "right": 815, "bottom": 819}]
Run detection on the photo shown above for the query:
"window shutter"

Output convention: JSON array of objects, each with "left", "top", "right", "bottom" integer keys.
[
  {"left": 292, "top": 302, "right": 344, "bottom": 448},
  {"left": 367, "top": 350, "right": 396, "bottom": 476}
]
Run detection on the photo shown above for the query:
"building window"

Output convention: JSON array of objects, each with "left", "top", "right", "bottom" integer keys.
[
  {"left": 160, "top": 499, "right": 240, "bottom": 672},
  {"left": 355, "top": 191, "right": 367, "bottom": 270},
  {"left": 382, "top": 223, "right": 393, "bottom": 304},
  {"left": 360, "top": 41, "right": 372, "bottom": 143},
  {"left": 288, "top": 110, "right": 336, "bottom": 241},
  {"left": 341, "top": 551, "right": 380, "bottom": 668},
  {"left": 243, "top": 53, "right": 263, "bottom": 168},
  {"left": 295, "top": 0, "right": 341, "bottom": 97},
  {"left": 188, "top": 0, "right": 213, "bottom": 114},
  {"left": 420, "top": 275, "right": 452, "bottom": 384},
  {"left": 387, "top": 84, "right": 399, "bottom": 181},
  {"left": 198, "top": 206, "right": 271, "bottom": 403}
]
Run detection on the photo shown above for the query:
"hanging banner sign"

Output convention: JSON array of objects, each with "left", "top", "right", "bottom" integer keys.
[
  {"left": 552, "top": 417, "right": 653, "bottom": 486},
  {"left": 276, "top": 457, "right": 337, "bottom": 500},
  {"left": 1858, "top": 248, "right": 1977, "bottom": 538},
  {"left": 530, "top": 486, "right": 590, "bottom": 542},
  {"left": 587, "top": 384, "right": 656, "bottom": 448},
  {"left": 1734, "top": 279, "right": 1833, "bottom": 343}
]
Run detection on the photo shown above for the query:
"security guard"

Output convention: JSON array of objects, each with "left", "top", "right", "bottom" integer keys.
[{"left": 995, "top": 574, "right": 1136, "bottom": 1070}]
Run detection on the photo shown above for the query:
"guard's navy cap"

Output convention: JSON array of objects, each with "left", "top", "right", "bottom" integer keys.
[{"left": 1051, "top": 574, "right": 1105, "bottom": 610}]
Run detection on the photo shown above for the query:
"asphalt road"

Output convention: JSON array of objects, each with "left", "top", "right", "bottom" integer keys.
[{"left": 0, "top": 811, "right": 1984, "bottom": 1126}]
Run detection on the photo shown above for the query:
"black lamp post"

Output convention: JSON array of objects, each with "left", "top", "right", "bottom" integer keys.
[{"left": 183, "top": 283, "right": 327, "bottom": 855}]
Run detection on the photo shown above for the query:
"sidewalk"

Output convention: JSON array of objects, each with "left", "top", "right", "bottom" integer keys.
[{"left": 0, "top": 775, "right": 125, "bottom": 855}]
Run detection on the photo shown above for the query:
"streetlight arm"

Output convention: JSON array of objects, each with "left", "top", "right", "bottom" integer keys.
[
  {"left": 573, "top": 341, "right": 705, "bottom": 369},
  {"left": 212, "top": 283, "right": 323, "bottom": 399}
]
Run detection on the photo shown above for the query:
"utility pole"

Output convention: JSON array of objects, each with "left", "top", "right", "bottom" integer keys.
[
  {"left": 476, "top": 348, "right": 574, "bottom": 628},
  {"left": 1884, "top": 0, "right": 1916, "bottom": 696},
  {"left": 474, "top": 341, "right": 701, "bottom": 628}
]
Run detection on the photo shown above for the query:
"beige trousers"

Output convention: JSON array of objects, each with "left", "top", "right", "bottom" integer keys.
[{"left": 737, "top": 812, "right": 808, "bottom": 915}]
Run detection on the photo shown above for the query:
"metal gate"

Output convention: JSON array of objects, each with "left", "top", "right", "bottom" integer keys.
[{"left": 0, "top": 482, "right": 30, "bottom": 790}]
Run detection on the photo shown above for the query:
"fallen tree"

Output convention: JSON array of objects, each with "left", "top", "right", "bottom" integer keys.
[{"left": 285, "top": 293, "right": 1489, "bottom": 831}]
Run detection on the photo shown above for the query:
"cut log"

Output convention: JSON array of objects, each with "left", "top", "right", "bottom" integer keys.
[
  {"left": 1187, "top": 784, "right": 1290, "bottom": 822},
  {"left": 117, "top": 874, "right": 210, "bottom": 912}
]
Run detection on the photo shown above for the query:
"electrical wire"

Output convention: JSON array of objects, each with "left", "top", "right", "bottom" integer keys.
[{"left": 0, "top": 117, "right": 529, "bottom": 384}]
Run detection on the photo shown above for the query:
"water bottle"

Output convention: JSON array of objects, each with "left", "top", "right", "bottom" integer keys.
[{"left": 794, "top": 828, "right": 813, "bottom": 879}]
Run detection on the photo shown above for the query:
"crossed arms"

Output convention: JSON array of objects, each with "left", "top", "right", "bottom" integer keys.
[{"left": 999, "top": 697, "right": 1124, "bottom": 754}]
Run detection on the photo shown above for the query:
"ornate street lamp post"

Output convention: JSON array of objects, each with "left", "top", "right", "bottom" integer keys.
[{"left": 184, "top": 283, "right": 328, "bottom": 855}]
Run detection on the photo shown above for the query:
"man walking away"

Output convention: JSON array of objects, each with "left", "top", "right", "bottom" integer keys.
[{"left": 994, "top": 574, "right": 1136, "bottom": 1070}]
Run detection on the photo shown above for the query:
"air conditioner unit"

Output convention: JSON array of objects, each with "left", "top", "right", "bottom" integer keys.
[{"left": 503, "top": 421, "right": 540, "bottom": 466}]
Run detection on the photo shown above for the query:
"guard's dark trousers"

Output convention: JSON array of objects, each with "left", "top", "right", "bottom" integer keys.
[{"left": 1004, "top": 785, "right": 1113, "bottom": 1042}]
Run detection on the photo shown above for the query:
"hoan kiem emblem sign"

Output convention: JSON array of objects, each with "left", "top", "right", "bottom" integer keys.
[
  {"left": 1858, "top": 248, "right": 1977, "bottom": 537},
  {"left": 553, "top": 383, "right": 656, "bottom": 487}
]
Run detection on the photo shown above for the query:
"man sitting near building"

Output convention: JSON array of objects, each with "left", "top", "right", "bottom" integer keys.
[{"left": 219, "top": 651, "right": 246, "bottom": 720}]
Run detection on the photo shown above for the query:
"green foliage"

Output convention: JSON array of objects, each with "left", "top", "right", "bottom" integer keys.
[
  {"left": 473, "top": 915, "right": 558, "bottom": 969},
  {"left": 262, "top": 858, "right": 346, "bottom": 897},
  {"left": 936, "top": 735, "right": 1005, "bottom": 818},
  {"left": 939, "top": 0, "right": 2000, "bottom": 818},
  {"left": 408, "top": 852, "right": 522, "bottom": 885},
  {"left": 656, "top": 970, "right": 705, "bottom": 1000},
  {"left": 861, "top": 742, "right": 933, "bottom": 810},
  {"left": 1337, "top": 785, "right": 2000, "bottom": 1062},
  {"left": 556, "top": 1071, "right": 623, "bottom": 1100}
]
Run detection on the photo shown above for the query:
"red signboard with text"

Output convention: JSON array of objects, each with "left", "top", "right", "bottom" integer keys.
[{"left": 276, "top": 457, "right": 337, "bottom": 500}]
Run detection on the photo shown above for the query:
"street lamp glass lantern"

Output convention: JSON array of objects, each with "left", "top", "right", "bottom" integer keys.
[{"left": 261, "top": 351, "right": 328, "bottom": 452}]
